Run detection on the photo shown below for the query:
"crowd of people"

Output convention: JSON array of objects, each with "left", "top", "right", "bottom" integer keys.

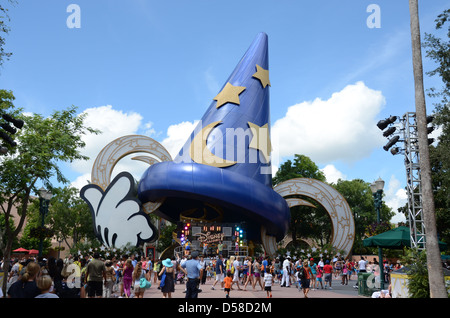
[{"left": 4, "top": 249, "right": 445, "bottom": 299}]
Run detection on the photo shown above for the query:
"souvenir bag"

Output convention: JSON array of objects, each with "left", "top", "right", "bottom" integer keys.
[
  {"left": 140, "top": 277, "right": 151, "bottom": 289},
  {"left": 160, "top": 270, "right": 166, "bottom": 288}
]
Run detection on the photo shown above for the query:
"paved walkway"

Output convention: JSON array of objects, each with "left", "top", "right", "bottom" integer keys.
[{"left": 119, "top": 274, "right": 367, "bottom": 299}]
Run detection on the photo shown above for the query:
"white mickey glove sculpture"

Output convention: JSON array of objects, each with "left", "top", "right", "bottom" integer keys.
[{"left": 80, "top": 171, "right": 157, "bottom": 248}]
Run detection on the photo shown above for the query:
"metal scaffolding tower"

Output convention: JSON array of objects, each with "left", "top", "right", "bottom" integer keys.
[
  {"left": 378, "top": 111, "right": 428, "bottom": 250},
  {"left": 402, "top": 112, "right": 426, "bottom": 250}
]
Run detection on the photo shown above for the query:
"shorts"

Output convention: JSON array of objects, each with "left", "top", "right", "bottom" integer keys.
[
  {"left": 215, "top": 273, "right": 224, "bottom": 282},
  {"left": 265, "top": 286, "right": 272, "bottom": 292},
  {"left": 302, "top": 279, "right": 310, "bottom": 289},
  {"left": 316, "top": 277, "right": 322, "bottom": 282},
  {"left": 225, "top": 288, "right": 231, "bottom": 292},
  {"left": 324, "top": 273, "right": 332, "bottom": 282},
  {"left": 134, "top": 284, "right": 143, "bottom": 294},
  {"left": 87, "top": 280, "right": 103, "bottom": 297}
]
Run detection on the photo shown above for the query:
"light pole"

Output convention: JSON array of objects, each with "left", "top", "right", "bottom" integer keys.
[
  {"left": 37, "top": 187, "right": 53, "bottom": 258},
  {"left": 370, "top": 177, "right": 385, "bottom": 290}
]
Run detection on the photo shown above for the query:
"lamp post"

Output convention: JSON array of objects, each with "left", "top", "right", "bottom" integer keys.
[
  {"left": 370, "top": 177, "right": 385, "bottom": 290},
  {"left": 37, "top": 187, "right": 53, "bottom": 257}
]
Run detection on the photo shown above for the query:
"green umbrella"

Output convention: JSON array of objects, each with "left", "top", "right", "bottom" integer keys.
[{"left": 363, "top": 226, "right": 447, "bottom": 251}]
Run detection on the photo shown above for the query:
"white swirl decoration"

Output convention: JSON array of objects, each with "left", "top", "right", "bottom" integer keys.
[
  {"left": 273, "top": 178, "right": 355, "bottom": 258},
  {"left": 90, "top": 135, "right": 172, "bottom": 213}
]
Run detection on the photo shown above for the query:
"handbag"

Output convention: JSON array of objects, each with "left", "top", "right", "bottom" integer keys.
[
  {"left": 160, "top": 270, "right": 166, "bottom": 288},
  {"left": 139, "top": 277, "right": 151, "bottom": 289}
]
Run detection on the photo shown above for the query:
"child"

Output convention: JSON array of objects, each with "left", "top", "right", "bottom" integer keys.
[
  {"left": 263, "top": 267, "right": 273, "bottom": 298},
  {"left": 295, "top": 266, "right": 303, "bottom": 291},
  {"left": 35, "top": 275, "right": 59, "bottom": 298},
  {"left": 224, "top": 271, "right": 233, "bottom": 298},
  {"left": 316, "top": 266, "right": 324, "bottom": 289}
]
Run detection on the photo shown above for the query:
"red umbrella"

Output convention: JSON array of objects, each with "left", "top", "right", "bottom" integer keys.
[
  {"left": 13, "top": 248, "right": 29, "bottom": 253},
  {"left": 28, "top": 249, "right": 39, "bottom": 255}
]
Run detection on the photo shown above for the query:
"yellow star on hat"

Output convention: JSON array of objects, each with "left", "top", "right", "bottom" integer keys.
[
  {"left": 214, "top": 82, "right": 246, "bottom": 108},
  {"left": 252, "top": 64, "right": 271, "bottom": 88}
]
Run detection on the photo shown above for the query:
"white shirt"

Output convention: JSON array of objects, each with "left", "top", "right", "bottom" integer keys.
[
  {"left": 359, "top": 259, "right": 367, "bottom": 270},
  {"left": 282, "top": 259, "right": 290, "bottom": 271},
  {"left": 264, "top": 273, "right": 273, "bottom": 287}
]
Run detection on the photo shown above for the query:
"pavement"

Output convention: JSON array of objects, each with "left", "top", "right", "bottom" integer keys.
[{"left": 117, "top": 273, "right": 367, "bottom": 299}]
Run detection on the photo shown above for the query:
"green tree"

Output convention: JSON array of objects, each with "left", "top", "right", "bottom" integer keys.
[
  {"left": 272, "top": 154, "right": 325, "bottom": 186},
  {"left": 401, "top": 248, "right": 430, "bottom": 298},
  {"left": 0, "top": 90, "right": 99, "bottom": 295},
  {"left": 46, "top": 186, "right": 96, "bottom": 249},
  {"left": 423, "top": 8, "right": 450, "bottom": 249},
  {"left": 0, "top": 1, "right": 16, "bottom": 68},
  {"left": 331, "top": 179, "right": 394, "bottom": 254}
]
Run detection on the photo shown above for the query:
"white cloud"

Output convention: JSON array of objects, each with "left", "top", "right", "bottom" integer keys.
[
  {"left": 271, "top": 81, "right": 386, "bottom": 165},
  {"left": 69, "top": 105, "right": 200, "bottom": 188},
  {"left": 160, "top": 120, "right": 199, "bottom": 158},
  {"left": 70, "top": 105, "right": 144, "bottom": 179},
  {"left": 384, "top": 175, "right": 408, "bottom": 224},
  {"left": 321, "top": 164, "right": 347, "bottom": 184}
]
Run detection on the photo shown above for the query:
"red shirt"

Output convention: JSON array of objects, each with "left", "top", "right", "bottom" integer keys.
[{"left": 323, "top": 264, "right": 333, "bottom": 274}]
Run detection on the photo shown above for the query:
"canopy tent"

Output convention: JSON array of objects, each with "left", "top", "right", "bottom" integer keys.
[
  {"left": 12, "top": 247, "right": 29, "bottom": 253},
  {"left": 28, "top": 249, "right": 39, "bottom": 255},
  {"left": 363, "top": 226, "right": 447, "bottom": 251}
]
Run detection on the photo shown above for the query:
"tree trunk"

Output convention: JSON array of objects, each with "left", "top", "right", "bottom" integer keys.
[{"left": 408, "top": 0, "right": 447, "bottom": 298}]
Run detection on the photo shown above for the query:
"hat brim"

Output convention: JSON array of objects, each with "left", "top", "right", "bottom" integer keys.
[
  {"left": 162, "top": 260, "right": 173, "bottom": 267},
  {"left": 138, "top": 161, "right": 290, "bottom": 241}
]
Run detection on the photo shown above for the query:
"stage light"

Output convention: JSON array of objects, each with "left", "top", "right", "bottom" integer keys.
[
  {"left": 383, "top": 135, "right": 400, "bottom": 151},
  {"left": 377, "top": 115, "right": 397, "bottom": 130},
  {"left": 383, "top": 126, "right": 396, "bottom": 137}
]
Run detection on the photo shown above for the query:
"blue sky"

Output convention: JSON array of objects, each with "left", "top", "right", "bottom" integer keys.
[{"left": 1, "top": 1, "right": 448, "bottom": 223}]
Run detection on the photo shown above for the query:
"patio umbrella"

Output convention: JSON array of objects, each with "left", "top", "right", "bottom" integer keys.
[
  {"left": 13, "top": 247, "right": 29, "bottom": 253},
  {"left": 28, "top": 249, "right": 39, "bottom": 255},
  {"left": 363, "top": 226, "right": 447, "bottom": 251}
]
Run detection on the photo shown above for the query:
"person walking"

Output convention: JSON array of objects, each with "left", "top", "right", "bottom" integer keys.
[
  {"left": 323, "top": 260, "right": 333, "bottom": 290},
  {"left": 122, "top": 259, "right": 134, "bottom": 297},
  {"left": 132, "top": 261, "right": 146, "bottom": 298},
  {"left": 85, "top": 253, "right": 106, "bottom": 298},
  {"left": 263, "top": 267, "right": 273, "bottom": 298},
  {"left": 159, "top": 258, "right": 175, "bottom": 298},
  {"left": 211, "top": 254, "right": 224, "bottom": 290},
  {"left": 252, "top": 257, "right": 264, "bottom": 291},
  {"left": 309, "top": 258, "right": 317, "bottom": 290},
  {"left": 280, "top": 256, "right": 291, "bottom": 287},
  {"left": 341, "top": 259, "right": 349, "bottom": 285},
  {"left": 180, "top": 251, "right": 203, "bottom": 298},
  {"left": 223, "top": 271, "right": 233, "bottom": 298},
  {"left": 231, "top": 256, "right": 242, "bottom": 290},
  {"left": 316, "top": 266, "right": 324, "bottom": 289},
  {"left": 358, "top": 256, "right": 368, "bottom": 272},
  {"left": 243, "top": 257, "right": 254, "bottom": 291},
  {"left": 301, "top": 260, "right": 313, "bottom": 298},
  {"left": 103, "top": 260, "right": 115, "bottom": 298}
]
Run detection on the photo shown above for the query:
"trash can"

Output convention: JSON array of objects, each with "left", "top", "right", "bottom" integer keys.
[{"left": 358, "top": 272, "right": 373, "bottom": 296}]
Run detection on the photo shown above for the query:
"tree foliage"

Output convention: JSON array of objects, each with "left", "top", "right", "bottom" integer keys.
[
  {"left": 0, "top": 1, "right": 16, "bottom": 68},
  {"left": 331, "top": 179, "right": 394, "bottom": 254},
  {"left": 423, "top": 8, "right": 450, "bottom": 248},
  {"left": 0, "top": 89, "right": 99, "bottom": 295}
]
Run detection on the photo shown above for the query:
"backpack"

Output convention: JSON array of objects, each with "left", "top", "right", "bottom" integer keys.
[{"left": 298, "top": 268, "right": 305, "bottom": 279}]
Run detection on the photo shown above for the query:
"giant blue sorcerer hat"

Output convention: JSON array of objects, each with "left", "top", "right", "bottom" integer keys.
[{"left": 138, "top": 33, "right": 290, "bottom": 241}]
